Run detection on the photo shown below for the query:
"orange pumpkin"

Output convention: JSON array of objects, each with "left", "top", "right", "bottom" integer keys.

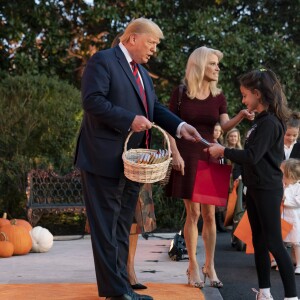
[
  {"left": 0, "top": 212, "right": 10, "bottom": 228},
  {"left": 0, "top": 220, "right": 32, "bottom": 255},
  {"left": 0, "top": 232, "right": 14, "bottom": 258},
  {"left": 12, "top": 219, "right": 33, "bottom": 232}
]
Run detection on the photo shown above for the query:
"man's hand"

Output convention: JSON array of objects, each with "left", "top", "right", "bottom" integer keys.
[
  {"left": 180, "top": 123, "right": 201, "bottom": 142},
  {"left": 131, "top": 115, "right": 152, "bottom": 132}
]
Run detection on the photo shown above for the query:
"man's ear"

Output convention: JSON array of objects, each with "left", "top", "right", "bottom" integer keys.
[{"left": 129, "top": 34, "right": 136, "bottom": 45}]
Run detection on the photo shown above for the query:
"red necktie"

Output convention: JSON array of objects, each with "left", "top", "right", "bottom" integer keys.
[
  {"left": 130, "top": 61, "right": 148, "bottom": 113},
  {"left": 130, "top": 60, "right": 149, "bottom": 148}
]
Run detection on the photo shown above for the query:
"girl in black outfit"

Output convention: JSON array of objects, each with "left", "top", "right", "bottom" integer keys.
[{"left": 207, "top": 69, "right": 298, "bottom": 300}]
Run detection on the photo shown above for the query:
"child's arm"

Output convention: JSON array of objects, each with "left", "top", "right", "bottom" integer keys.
[{"left": 283, "top": 186, "right": 300, "bottom": 208}]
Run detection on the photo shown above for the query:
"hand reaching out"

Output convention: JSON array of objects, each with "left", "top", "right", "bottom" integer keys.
[
  {"left": 242, "top": 109, "right": 255, "bottom": 121},
  {"left": 180, "top": 123, "right": 201, "bottom": 142}
]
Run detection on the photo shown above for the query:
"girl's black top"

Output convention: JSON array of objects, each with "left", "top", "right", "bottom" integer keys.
[{"left": 224, "top": 111, "right": 284, "bottom": 190}]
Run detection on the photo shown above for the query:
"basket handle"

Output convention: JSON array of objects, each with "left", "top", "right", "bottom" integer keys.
[{"left": 124, "top": 123, "right": 171, "bottom": 159}]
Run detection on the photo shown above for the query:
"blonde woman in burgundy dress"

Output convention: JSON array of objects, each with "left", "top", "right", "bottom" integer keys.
[{"left": 166, "top": 46, "right": 254, "bottom": 289}]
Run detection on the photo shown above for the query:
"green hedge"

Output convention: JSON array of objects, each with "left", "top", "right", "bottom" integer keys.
[{"left": 0, "top": 74, "right": 81, "bottom": 218}]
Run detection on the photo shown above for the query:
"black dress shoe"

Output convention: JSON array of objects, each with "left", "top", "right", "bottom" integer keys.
[
  {"left": 131, "top": 290, "right": 153, "bottom": 300},
  {"left": 105, "top": 291, "right": 153, "bottom": 300},
  {"left": 105, "top": 293, "right": 137, "bottom": 300},
  {"left": 131, "top": 283, "right": 147, "bottom": 290}
]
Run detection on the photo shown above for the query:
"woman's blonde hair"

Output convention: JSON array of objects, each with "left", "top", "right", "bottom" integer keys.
[
  {"left": 281, "top": 158, "right": 300, "bottom": 182},
  {"left": 120, "top": 17, "right": 164, "bottom": 44},
  {"left": 224, "top": 128, "right": 242, "bottom": 149},
  {"left": 183, "top": 46, "right": 223, "bottom": 99}
]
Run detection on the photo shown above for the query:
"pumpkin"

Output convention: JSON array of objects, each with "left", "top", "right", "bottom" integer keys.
[
  {"left": 0, "top": 219, "right": 32, "bottom": 255},
  {"left": 30, "top": 226, "right": 54, "bottom": 253},
  {"left": 0, "top": 232, "right": 14, "bottom": 258},
  {"left": 0, "top": 212, "right": 10, "bottom": 228},
  {"left": 12, "top": 219, "right": 33, "bottom": 232}
]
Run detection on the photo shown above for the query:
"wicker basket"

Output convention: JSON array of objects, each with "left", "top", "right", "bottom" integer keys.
[
  {"left": 122, "top": 124, "right": 172, "bottom": 183},
  {"left": 158, "top": 161, "right": 172, "bottom": 186}
]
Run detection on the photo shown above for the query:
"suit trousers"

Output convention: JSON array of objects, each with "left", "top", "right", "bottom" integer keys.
[{"left": 80, "top": 170, "right": 140, "bottom": 297}]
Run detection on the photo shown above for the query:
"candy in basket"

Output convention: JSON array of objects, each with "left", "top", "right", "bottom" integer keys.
[{"left": 122, "top": 124, "right": 172, "bottom": 183}]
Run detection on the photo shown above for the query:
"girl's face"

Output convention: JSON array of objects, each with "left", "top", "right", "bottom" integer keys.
[
  {"left": 284, "top": 127, "right": 299, "bottom": 147},
  {"left": 240, "top": 86, "right": 264, "bottom": 113},
  {"left": 227, "top": 132, "right": 239, "bottom": 147},
  {"left": 213, "top": 125, "right": 222, "bottom": 140}
]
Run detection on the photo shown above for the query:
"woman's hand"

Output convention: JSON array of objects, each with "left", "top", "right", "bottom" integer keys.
[
  {"left": 241, "top": 109, "right": 255, "bottom": 121},
  {"left": 172, "top": 153, "right": 185, "bottom": 176}
]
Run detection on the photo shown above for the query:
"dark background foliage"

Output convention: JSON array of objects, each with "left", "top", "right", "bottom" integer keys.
[
  {"left": 0, "top": 0, "right": 299, "bottom": 232},
  {"left": 0, "top": 75, "right": 81, "bottom": 218}
]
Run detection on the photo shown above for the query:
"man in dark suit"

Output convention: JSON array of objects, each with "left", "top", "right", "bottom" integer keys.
[{"left": 74, "top": 18, "right": 201, "bottom": 300}]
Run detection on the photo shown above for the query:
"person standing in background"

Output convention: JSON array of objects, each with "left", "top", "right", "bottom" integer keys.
[
  {"left": 74, "top": 17, "right": 201, "bottom": 300},
  {"left": 271, "top": 112, "right": 300, "bottom": 270},
  {"left": 280, "top": 159, "right": 300, "bottom": 275},
  {"left": 224, "top": 127, "right": 243, "bottom": 183},
  {"left": 207, "top": 68, "right": 298, "bottom": 300},
  {"left": 166, "top": 46, "right": 255, "bottom": 289},
  {"left": 213, "top": 122, "right": 224, "bottom": 144},
  {"left": 284, "top": 112, "right": 300, "bottom": 160},
  {"left": 272, "top": 111, "right": 300, "bottom": 270},
  {"left": 127, "top": 183, "right": 156, "bottom": 290},
  {"left": 213, "top": 122, "right": 227, "bottom": 233},
  {"left": 222, "top": 127, "right": 244, "bottom": 235},
  {"left": 224, "top": 127, "right": 242, "bottom": 149}
]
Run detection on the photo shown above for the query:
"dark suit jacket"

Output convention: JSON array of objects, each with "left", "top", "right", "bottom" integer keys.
[
  {"left": 74, "top": 45, "right": 182, "bottom": 178},
  {"left": 289, "top": 142, "right": 300, "bottom": 159}
]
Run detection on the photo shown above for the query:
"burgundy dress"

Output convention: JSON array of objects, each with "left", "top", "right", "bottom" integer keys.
[{"left": 166, "top": 86, "right": 227, "bottom": 199}]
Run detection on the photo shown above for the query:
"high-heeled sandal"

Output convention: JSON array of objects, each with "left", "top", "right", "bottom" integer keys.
[
  {"left": 186, "top": 269, "right": 204, "bottom": 289},
  {"left": 202, "top": 266, "right": 223, "bottom": 288}
]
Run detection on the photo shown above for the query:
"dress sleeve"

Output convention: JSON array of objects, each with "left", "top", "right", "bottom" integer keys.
[
  {"left": 168, "top": 86, "right": 180, "bottom": 115},
  {"left": 219, "top": 93, "right": 227, "bottom": 115}
]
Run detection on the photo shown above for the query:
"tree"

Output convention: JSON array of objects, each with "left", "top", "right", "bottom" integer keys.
[
  {"left": 0, "top": 74, "right": 81, "bottom": 216},
  {"left": 1, "top": 0, "right": 299, "bottom": 223},
  {"left": 1, "top": 1, "right": 299, "bottom": 111}
]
